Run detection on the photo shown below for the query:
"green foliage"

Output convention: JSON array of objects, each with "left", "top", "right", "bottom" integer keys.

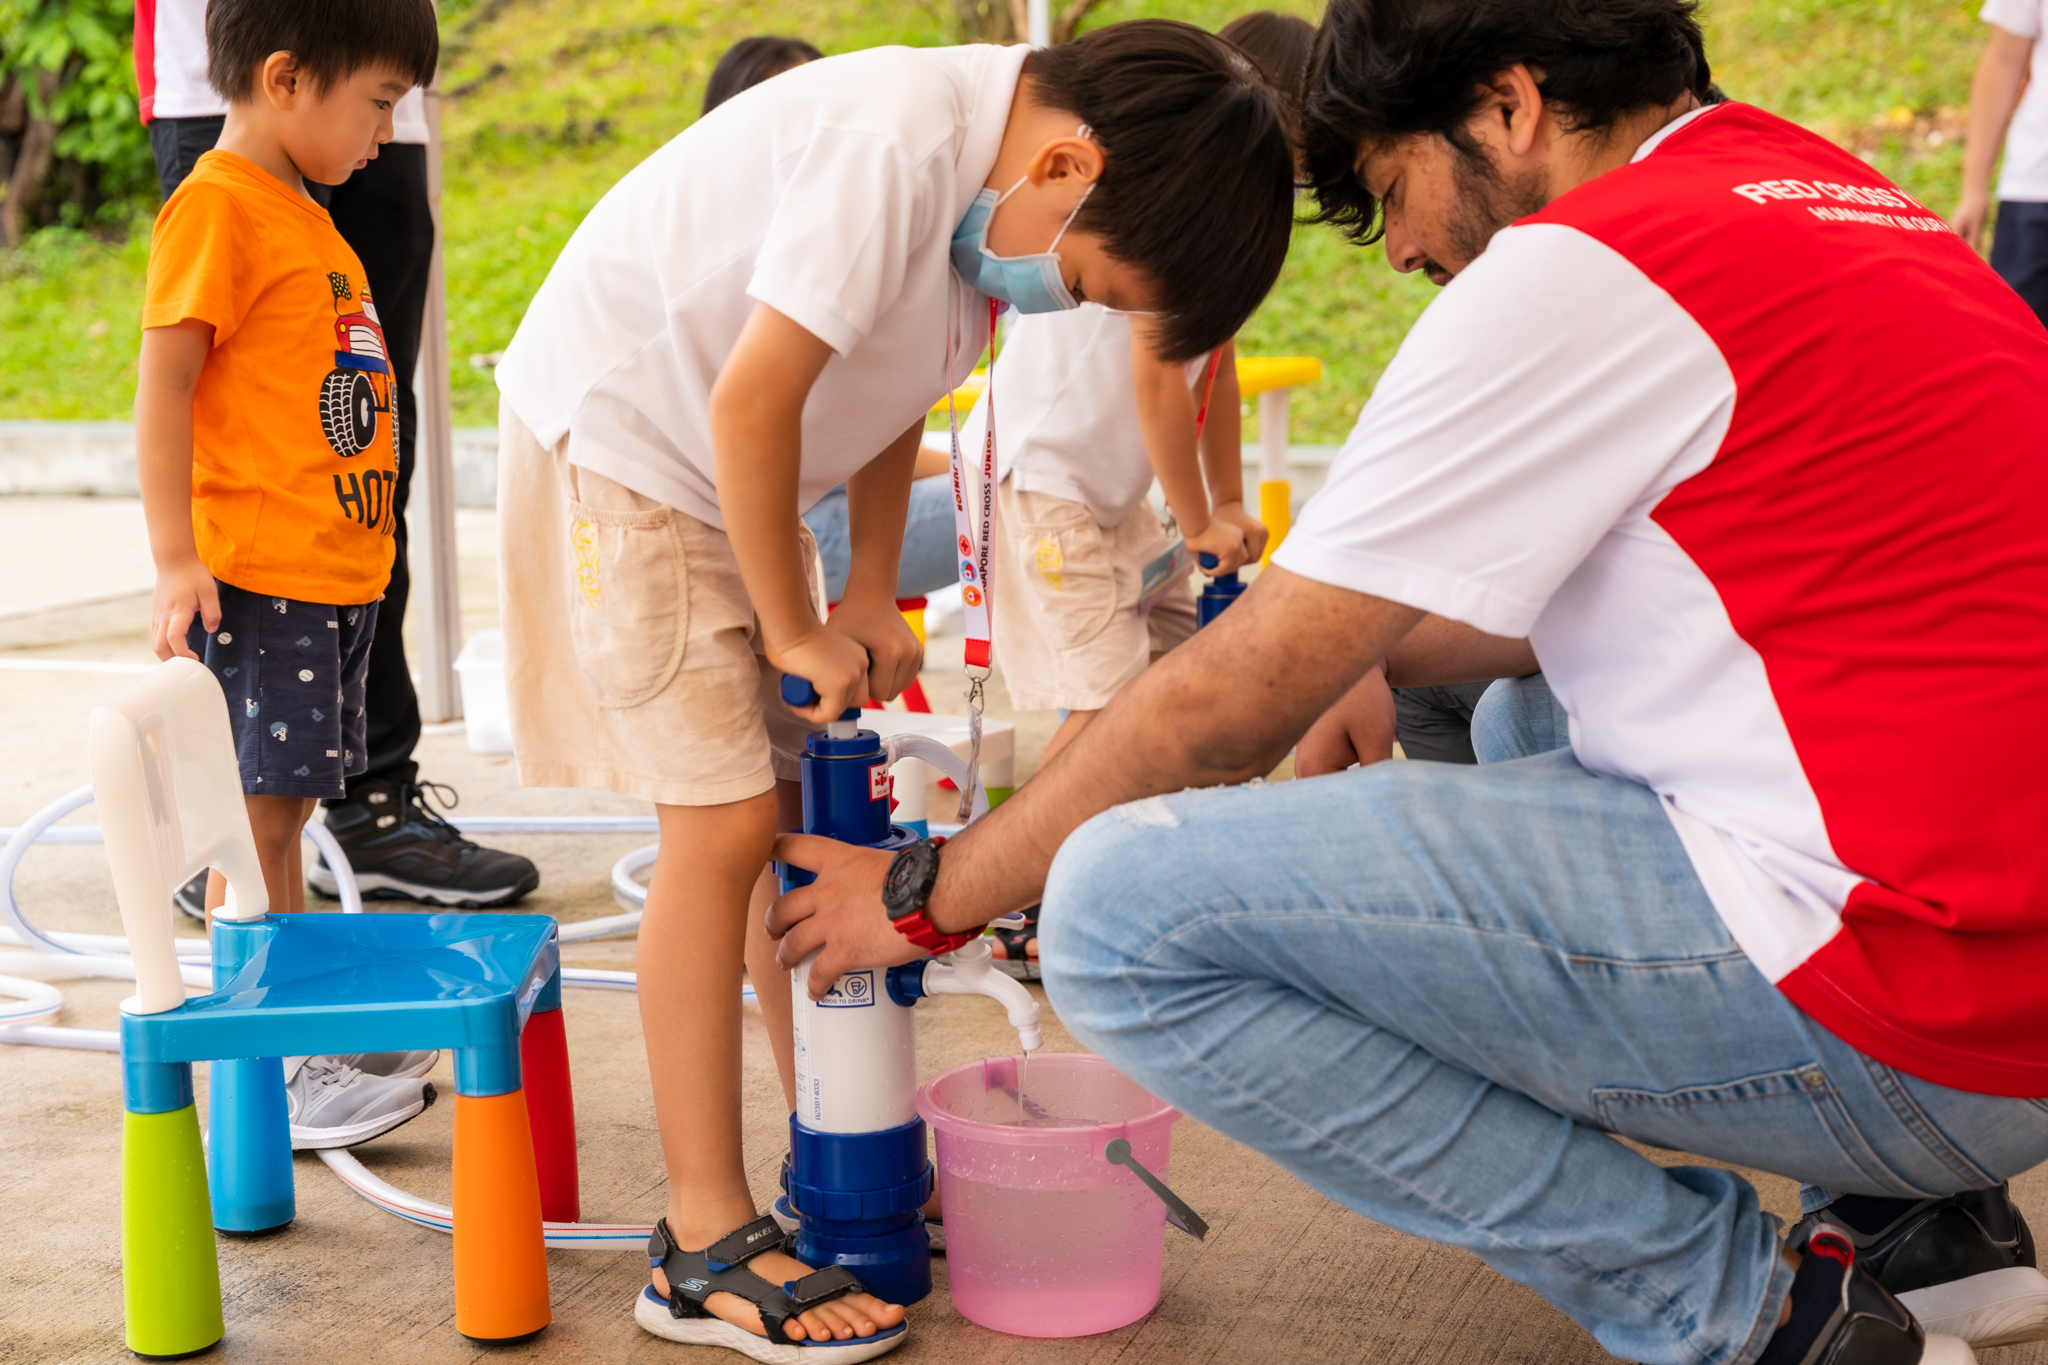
[
  {"left": 0, "top": 0, "right": 2008, "bottom": 433},
  {"left": 0, "top": 221, "right": 148, "bottom": 415},
  {"left": 1, "top": 0, "right": 157, "bottom": 218}
]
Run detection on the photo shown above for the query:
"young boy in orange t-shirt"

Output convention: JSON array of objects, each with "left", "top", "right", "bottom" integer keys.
[{"left": 135, "top": 0, "right": 441, "bottom": 1146}]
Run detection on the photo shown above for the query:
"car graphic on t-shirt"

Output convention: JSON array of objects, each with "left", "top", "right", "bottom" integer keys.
[{"left": 319, "top": 271, "right": 394, "bottom": 458}]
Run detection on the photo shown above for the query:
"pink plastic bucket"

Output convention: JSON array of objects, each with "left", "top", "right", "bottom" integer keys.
[{"left": 915, "top": 1053, "right": 1181, "bottom": 1337}]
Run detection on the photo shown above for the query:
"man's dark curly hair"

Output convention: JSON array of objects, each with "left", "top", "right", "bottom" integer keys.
[{"left": 1302, "top": 0, "right": 1712, "bottom": 245}]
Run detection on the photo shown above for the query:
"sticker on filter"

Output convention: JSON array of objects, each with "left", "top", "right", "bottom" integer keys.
[
  {"left": 818, "top": 970, "right": 875, "bottom": 1008},
  {"left": 870, "top": 763, "right": 891, "bottom": 801}
]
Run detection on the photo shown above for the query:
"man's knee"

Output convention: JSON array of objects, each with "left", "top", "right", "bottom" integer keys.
[
  {"left": 1471, "top": 673, "right": 1569, "bottom": 763},
  {"left": 1038, "top": 799, "right": 1182, "bottom": 1003}
]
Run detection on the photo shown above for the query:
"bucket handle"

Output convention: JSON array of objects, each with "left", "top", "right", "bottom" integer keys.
[{"left": 1103, "top": 1137, "right": 1208, "bottom": 1240}]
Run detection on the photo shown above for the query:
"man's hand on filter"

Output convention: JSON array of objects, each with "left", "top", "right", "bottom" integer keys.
[{"left": 767, "top": 834, "right": 926, "bottom": 996}]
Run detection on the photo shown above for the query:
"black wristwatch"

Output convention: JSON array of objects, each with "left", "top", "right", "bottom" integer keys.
[{"left": 882, "top": 839, "right": 976, "bottom": 954}]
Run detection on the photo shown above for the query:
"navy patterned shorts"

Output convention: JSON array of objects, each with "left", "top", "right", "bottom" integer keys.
[{"left": 186, "top": 580, "right": 379, "bottom": 800}]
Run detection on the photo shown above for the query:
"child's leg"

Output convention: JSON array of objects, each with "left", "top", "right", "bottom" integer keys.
[
  {"left": 740, "top": 779, "right": 805, "bottom": 1111},
  {"left": 643, "top": 790, "right": 903, "bottom": 1343},
  {"left": 206, "top": 796, "right": 316, "bottom": 918},
  {"left": 1037, "top": 708, "right": 1100, "bottom": 771}
]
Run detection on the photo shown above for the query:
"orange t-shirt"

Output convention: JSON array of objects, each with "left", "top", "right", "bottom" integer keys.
[{"left": 143, "top": 150, "right": 399, "bottom": 604}]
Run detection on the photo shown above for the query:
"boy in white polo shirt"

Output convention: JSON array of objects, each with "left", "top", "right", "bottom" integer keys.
[
  {"left": 972, "top": 12, "right": 1313, "bottom": 777},
  {"left": 494, "top": 22, "right": 1292, "bottom": 1360}
]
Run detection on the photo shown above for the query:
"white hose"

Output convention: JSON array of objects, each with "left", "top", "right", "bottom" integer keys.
[
  {"left": 885, "top": 734, "right": 990, "bottom": 823},
  {"left": 0, "top": 757, "right": 973, "bottom": 1243},
  {"left": 315, "top": 1147, "right": 654, "bottom": 1248}
]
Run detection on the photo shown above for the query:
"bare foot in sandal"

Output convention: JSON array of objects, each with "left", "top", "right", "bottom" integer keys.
[{"left": 639, "top": 1214, "right": 907, "bottom": 1360}]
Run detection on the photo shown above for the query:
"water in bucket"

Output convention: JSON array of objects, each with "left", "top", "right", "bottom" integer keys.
[{"left": 916, "top": 1053, "right": 1181, "bottom": 1337}]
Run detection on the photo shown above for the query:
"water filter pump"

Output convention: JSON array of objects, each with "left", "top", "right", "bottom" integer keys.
[
  {"left": 1197, "top": 553, "right": 1245, "bottom": 627},
  {"left": 774, "top": 675, "right": 1042, "bottom": 1306}
]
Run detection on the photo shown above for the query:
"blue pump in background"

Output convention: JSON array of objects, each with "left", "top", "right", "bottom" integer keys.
[{"left": 1197, "top": 552, "right": 1245, "bottom": 628}]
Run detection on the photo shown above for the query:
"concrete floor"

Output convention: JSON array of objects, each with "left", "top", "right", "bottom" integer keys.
[{"left": 1, "top": 498, "right": 2042, "bottom": 1365}]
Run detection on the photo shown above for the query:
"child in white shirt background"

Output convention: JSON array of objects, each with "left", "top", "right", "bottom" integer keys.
[{"left": 972, "top": 12, "right": 1315, "bottom": 779}]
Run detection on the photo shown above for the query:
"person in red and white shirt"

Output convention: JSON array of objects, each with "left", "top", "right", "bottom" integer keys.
[{"left": 769, "top": 4, "right": 2048, "bottom": 1363}]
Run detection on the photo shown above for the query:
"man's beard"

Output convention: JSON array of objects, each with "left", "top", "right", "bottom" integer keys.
[{"left": 1441, "top": 141, "right": 1550, "bottom": 269}]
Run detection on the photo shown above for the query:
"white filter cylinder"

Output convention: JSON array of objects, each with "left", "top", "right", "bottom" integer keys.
[{"left": 791, "top": 952, "right": 920, "bottom": 1133}]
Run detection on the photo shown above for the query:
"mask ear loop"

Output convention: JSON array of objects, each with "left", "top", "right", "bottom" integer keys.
[{"left": 993, "top": 124, "right": 1099, "bottom": 249}]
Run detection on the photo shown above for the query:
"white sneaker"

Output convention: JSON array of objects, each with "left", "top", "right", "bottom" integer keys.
[
  {"left": 285, "top": 1056, "right": 435, "bottom": 1150},
  {"left": 327, "top": 1049, "right": 440, "bottom": 1080}
]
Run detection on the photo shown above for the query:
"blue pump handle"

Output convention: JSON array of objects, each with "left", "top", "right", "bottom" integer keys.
[
  {"left": 1196, "top": 552, "right": 1241, "bottom": 586},
  {"left": 780, "top": 673, "right": 860, "bottom": 721}
]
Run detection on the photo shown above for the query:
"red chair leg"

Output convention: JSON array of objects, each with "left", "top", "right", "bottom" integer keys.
[{"left": 520, "top": 1005, "right": 581, "bottom": 1225}]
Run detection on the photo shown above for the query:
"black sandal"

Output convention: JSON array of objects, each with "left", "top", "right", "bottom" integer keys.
[
  {"left": 633, "top": 1216, "right": 907, "bottom": 1361},
  {"left": 989, "top": 905, "right": 1040, "bottom": 980}
]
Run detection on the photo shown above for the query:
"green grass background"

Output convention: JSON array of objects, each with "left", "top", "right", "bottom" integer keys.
[{"left": 0, "top": 0, "right": 1991, "bottom": 440}]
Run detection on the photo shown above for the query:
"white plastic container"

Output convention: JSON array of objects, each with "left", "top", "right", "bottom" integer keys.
[{"left": 452, "top": 629, "right": 513, "bottom": 755}]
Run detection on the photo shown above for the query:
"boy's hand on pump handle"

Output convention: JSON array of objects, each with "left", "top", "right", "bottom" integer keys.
[
  {"left": 1214, "top": 500, "right": 1271, "bottom": 563},
  {"left": 770, "top": 605, "right": 923, "bottom": 725},
  {"left": 1184, "top": 514, "right": 1252, "bottom": 577},
  {"left": 767, "top": 836, "right": 928, "bottom": 995},
  {"left": 823, "top": 594, "right": 925, "bottom": 700}
]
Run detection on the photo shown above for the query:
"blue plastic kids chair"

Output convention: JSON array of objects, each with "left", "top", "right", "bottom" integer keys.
[{"left": 97, "top": 658, "right": 571, "bottom": 1355}]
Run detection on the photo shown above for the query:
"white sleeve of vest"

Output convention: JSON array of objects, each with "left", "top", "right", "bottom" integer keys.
[{"left": 1272, "top": 223, "right": 1735, "bottom": 638}]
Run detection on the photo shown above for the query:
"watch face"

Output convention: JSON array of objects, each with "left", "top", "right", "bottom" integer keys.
[{"left": 885, "top": 841, "right": 935, "bottom": 917}]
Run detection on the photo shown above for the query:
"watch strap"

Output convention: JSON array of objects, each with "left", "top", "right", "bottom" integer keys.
[{"left": 890, "top": 909, "right": 979, "bottom": 956}]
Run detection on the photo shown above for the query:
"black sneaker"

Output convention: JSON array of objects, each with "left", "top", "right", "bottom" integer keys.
[
  {"left": 1792, "top": 1187, "right": 2048, "bottom": 1349},
  {"left": 1760, "top": 1224, "right": 1974, "bottom": 1365},
  {"left": 309, "top": 778, "right": 540, "bottom": 908}
]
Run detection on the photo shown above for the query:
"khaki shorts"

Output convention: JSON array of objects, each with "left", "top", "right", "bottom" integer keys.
[
  {"left": 497, "top": 401, "right": 818, "bottom": 806},
  {"left": 990, "top": 481, "right": 1198, "bottom": 712}
]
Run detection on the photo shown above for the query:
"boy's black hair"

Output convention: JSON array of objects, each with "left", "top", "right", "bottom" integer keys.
[
  {"left": 207, "top": 0, "right": 439, "bottom": 103},
  {"left": 1025, "top": 19, "right": 1294, "bottom": 362},
  {"left": 703, "top": 36, "right": 825, "bottom": 116},
  {"left": 1218, "top": 12, "right": 1318, "bottom": 143},
  {"left": 1302, "top": 0, "right": 1712, "bottom": 245}
]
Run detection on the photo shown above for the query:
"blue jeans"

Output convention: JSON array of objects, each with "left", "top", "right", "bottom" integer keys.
[
  {"left": 804, "top": 474, "right": 960, "bottom": 603},
  {"left": 1040, "top": 676, "right": 2048, "bottom": 1365}
]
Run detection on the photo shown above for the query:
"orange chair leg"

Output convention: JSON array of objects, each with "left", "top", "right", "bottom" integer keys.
[
  {"left": 520, "top": 1006, "right": 581, "bottom": 1224},
  {"left": 453, "top": 1089, "right": 551, "bottom": 1342}
]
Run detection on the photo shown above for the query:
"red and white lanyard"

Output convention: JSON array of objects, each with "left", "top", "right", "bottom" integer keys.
[{"left": 945, "top": 295, "right": 1002, "bottom": 820}]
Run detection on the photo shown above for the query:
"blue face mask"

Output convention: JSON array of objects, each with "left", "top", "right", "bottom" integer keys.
[{"left": 951, "top": 168, "right": 1096, "bottom": 313}]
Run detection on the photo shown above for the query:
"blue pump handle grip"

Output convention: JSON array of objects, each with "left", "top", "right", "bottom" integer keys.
[
  {"left": 780, "top": 673, "right": 861, "bottom": 722},
  {"left": 1197, "top": 552, "right": 1218, "bottom": 570},
  {"left": 780, "top": 673, "right": 819, "bottom": 708}
]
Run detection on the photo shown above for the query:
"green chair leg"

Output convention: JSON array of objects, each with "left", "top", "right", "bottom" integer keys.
[{"left": 123, "top": 1105, "right": 224, "bottom": 1358}]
